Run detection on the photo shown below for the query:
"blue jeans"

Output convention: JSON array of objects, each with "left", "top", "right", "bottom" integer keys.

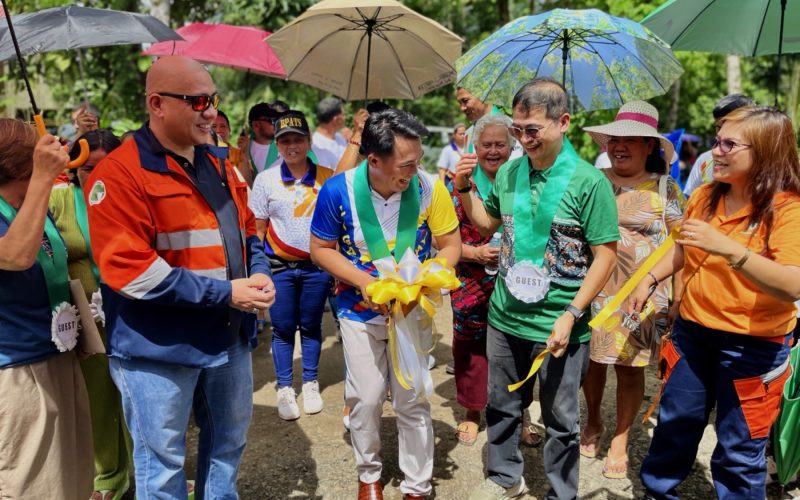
[
  {"left": 485, "top": 325, "right": 588, "bottom": 500},
  {"left": 270, "top": 262, "right": 330, "bottom": 387},
  {"left": 109, "top": 340, "right": 253, "bottom": 500},
  {"left": 641, "top": 317, "right": 792, "bottom": 500}
]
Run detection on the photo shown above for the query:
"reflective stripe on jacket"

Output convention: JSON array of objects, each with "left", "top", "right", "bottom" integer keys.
[{"left": 86, "top": 126, "right": 270, "bottom": 367}]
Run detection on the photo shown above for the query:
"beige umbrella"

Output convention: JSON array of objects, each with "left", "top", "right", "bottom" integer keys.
[{"left": 265, "top": 0, "right": 462, "bottom": 102}]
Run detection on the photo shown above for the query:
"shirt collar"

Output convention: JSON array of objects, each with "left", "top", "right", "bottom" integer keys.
[
  {"left": 280, "top": 159, "right": 317, "bottom": 187},
  {"left": 138, "top": 122, "right": 211, "bottom": 169}
]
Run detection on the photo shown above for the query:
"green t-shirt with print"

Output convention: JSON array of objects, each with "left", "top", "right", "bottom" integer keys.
[{"left": 484, "top": 145, "right": 620, "bottom": 343}]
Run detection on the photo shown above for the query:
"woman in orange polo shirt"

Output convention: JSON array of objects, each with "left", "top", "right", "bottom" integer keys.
[{"left": 629, "top": 106, "right": 800, "bottom": 499}]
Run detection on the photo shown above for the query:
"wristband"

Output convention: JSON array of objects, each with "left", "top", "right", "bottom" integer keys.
[
  {"left": 457, "top": 185, "right": 472, "bottom": 194},
  {"left": 647, "top": 271, "right": 659, "bottom": 287},
  {"left": 729, "top": 249, "right": 751, "bottom": 270},
  {"left": 348, "top": 139, "right": 361, "bottom": 147}
]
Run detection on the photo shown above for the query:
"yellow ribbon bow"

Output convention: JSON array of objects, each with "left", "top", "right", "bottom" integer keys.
[{"left": 366, "top": 251, "right": 462, "bottom": 396}]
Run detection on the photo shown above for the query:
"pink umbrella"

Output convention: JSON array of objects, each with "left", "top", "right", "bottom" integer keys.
[{"left": 143, "top": 22, "right": 285, "bottom": 78}]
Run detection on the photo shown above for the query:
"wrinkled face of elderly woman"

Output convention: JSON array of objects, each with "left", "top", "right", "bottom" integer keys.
[{"left": 475, "top": 124, "right": 511, "bottom": 178}]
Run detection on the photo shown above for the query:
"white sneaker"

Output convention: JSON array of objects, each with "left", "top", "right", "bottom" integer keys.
[
  {"left": 276, "top": 386, "right": 300, "bottom": 421},
  {"left": 302, "top": 380, "right": 324, "bottom": 414}
]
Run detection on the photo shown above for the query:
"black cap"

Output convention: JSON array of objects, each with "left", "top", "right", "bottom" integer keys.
[
  {"left": 274, "top": 111, "right": 310, "bottom": 138},
  {"left": 248, "top": 102, "right": 281, "bottom": 124}
]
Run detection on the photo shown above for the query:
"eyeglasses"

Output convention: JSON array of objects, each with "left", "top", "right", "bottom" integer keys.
[
  {"left": 156, "top": 92, "right": 221, "bottom": 112},
  {"left": 712, "top": 137, "right": 751, "bottom": 154},
  {"left": 508, "top": 120, "right": 555, "bottom": 140}
]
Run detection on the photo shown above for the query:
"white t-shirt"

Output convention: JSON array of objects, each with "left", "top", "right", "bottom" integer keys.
[
  {"left": 249, "top": 140, "right": 272, "bottom": 174},
  {"left": 683, "top": 150, "right": 713, "bottom": 197},
  {"left": 437, "top": 142, "right": 462, "bottom": 174},
  {"left": 312, "top": 131, "right": 348, "bottom": 165},
  {"left": 595, "top": 152, "right": 611, "bottom": 169}
]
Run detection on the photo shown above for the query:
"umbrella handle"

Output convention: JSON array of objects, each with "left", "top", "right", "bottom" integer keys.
[{"left": 33, "top": 114, "right": 90, "bottom": 169}]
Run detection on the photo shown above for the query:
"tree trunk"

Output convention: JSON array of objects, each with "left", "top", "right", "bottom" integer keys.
[
  {"left": 149, "top": 0, "right": 170, "bottom": 25},
  {"left": 786, "top": 58, "right": 800, "bottom": 132},
  {"left": 667, "top": 79, "right": 680, "bottom": 131},
  {"left": 726, "top": 55, "right": 742, "bottom": 95},
  {"left": 498, "top": 0, "right": 510, "bottom": 25}
]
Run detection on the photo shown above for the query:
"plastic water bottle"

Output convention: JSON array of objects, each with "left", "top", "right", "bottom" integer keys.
[{"left": 484, "top": 232, "right": 502, "bottom": 276}]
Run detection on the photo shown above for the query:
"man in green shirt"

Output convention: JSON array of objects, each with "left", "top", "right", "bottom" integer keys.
[{"left": 456, "top": 78, "right": 619, "bottom": 500}]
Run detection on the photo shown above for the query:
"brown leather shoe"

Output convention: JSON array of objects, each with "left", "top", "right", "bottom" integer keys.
[{"left": 358, "top": 480, "right": 383, "bottom": 500}]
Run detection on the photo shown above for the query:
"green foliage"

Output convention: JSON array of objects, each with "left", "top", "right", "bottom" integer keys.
[{"left": 2, "top": 0, "right": 790, "bottom": 163}]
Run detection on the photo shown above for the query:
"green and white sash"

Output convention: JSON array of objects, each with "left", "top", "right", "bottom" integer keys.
[
  {"left": 504, "top": 138, "right": 579, "bottom": 303},
  {"left": 353, "top": 160, "right": 419, "bottom": 261}
]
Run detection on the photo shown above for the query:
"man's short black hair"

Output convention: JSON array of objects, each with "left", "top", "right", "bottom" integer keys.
[
  {"left": 248, "top": 102, "right": 278, "bottom": 124},
  {"left": 511, "top": 77, "right": 569, "bottom": 119},
  {"left": 713, "top": 94, "right": 755, "bottom": 120},
  {"left": 360, "top": 108, "right": 429, "bottom": 158},
  {"left": 315, "top": 97, "right": 343, "bottom": 124},
  {"left": 366, "top": 101, "right": 390, "bottom": 114}
]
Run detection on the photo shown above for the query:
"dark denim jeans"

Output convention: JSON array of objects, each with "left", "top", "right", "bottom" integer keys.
[
  {"left": 485, "top": 324, "right": 588, "bottom": 500},
  {"left": 269, "top": 262, "right": 331, "bottom": 387},
  {"left": 641, "top": 317, "right": 791, "bottom": 500}
]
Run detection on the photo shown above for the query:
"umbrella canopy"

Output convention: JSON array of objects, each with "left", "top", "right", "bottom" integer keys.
[
  {"left": 265, "top": 0, "right": 463, "bottom": 101},
  {"left": 456, "top": 8, "right": 683, "bottom": 113},
  {"left": 642, "top": 0, "right": 797, "bottom": 103},
  {"left": 641, "top": 0, "right": 798, "bottom": 57},
  {"left": 773, "top": 344, "right": 800, "bottom": 485},
  {"left": 142, "top": 22, "right": 285, "bottom": 78},
  {"left": 0, "top": 5, "right": 181, "bottom": 61}
]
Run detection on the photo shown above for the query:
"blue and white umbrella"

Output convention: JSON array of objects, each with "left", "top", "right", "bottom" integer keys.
[{"left": 456, "top": 8, "right": 683, "bottom": 112}]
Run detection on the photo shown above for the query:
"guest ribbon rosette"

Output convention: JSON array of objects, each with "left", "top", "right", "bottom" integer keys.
[{"left": 367, "top": 248, "right": 461, "bottom": 399}]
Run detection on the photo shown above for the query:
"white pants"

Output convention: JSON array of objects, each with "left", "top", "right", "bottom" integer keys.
[{"left": 340, "top": 318, "right": 433, "bottom": 496}]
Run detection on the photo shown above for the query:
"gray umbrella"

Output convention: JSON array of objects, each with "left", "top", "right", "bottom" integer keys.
[{"left": 0, "top": 5, "right": 181, "bottom": 61}]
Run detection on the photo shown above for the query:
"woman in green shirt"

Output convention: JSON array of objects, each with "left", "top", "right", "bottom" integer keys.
[{"left": 50, "top": 130, "right": 132, "bottom": 500}]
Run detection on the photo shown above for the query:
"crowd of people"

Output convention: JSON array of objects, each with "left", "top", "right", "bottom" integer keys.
[{"left": 1, "top": 53, "right": 800, "bottom": 500}]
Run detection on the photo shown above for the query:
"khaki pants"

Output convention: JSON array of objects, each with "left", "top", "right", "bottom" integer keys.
[
  {"left": 0, "top": 352, "right": 93, "bottom": 500},
  {"left": 340, "top": 318, "right": 433, "bottom": 496}
]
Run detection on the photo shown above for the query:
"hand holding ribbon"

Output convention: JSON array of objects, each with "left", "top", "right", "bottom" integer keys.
[{"left": 366, "top": 249, "right": 461, "bottom": 398}]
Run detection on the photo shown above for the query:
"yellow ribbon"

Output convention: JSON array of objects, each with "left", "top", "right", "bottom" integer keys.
[
  {"left": 366, "top": 258, "right": 462, "bottom": 392},
  {"left": 508, "top": 347, "right": 551, "bottom": 392},
  {"left": 589, "top": 227, "right": 680, "bottom": 329},
  {"left": 367, "top": 258, "right": 462, "bottom": 318}
]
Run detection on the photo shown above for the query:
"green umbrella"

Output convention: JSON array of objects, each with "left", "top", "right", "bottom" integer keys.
[
  {"left": 642, "top": 0, "right": 796, "bottom": 103},
  {"left": 773, "top": 343, "right": 800, "bottom": 486}
]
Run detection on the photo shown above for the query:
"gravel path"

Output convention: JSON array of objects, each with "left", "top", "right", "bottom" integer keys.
[{"left": 174, "top": 298, "right": 799, "bottom": 499}]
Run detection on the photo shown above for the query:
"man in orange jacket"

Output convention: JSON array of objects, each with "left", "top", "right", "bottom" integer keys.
[{"left": 86, "top": 56, "right": 275, "bottom": 498}]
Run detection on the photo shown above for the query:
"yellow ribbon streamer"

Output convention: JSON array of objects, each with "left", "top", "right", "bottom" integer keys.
[
  {"left": 508, "top": 347, "right": 551, "bottom": 392},
  {"left": 589, "top": 227, "right": 680, "bottom": 329},
  {"left": 366, "top": 258, "right": 462, "bottom": 313},
  {"left": 366, "top": 257, "right": 462, "bottom": 392}
]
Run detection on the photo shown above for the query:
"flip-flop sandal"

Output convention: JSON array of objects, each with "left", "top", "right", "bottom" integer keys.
[
  {"left": 456, "top": 421, "right": 479, "bottom": 446},
  {"left": 579, "top": 426, "right": 604, "bottom": 458},
  {"left": 520, "top": 424, "right": 543, "bottom": 447},
  {"left": 602, "top": 454, "right": 629, "bottom": 479}
]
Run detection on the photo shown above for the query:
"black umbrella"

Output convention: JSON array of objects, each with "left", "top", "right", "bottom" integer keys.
[{"left": 0, "top": 3, "right": 181, "bottom": 166}]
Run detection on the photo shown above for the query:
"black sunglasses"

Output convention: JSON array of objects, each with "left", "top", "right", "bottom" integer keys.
[{"left": 157, "top": 92, "right": 221, "bottom": 112}]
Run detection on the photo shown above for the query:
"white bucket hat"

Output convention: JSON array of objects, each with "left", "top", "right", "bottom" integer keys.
[{"left": 583, "top": 100, "right": 676, "bottom": 164}]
